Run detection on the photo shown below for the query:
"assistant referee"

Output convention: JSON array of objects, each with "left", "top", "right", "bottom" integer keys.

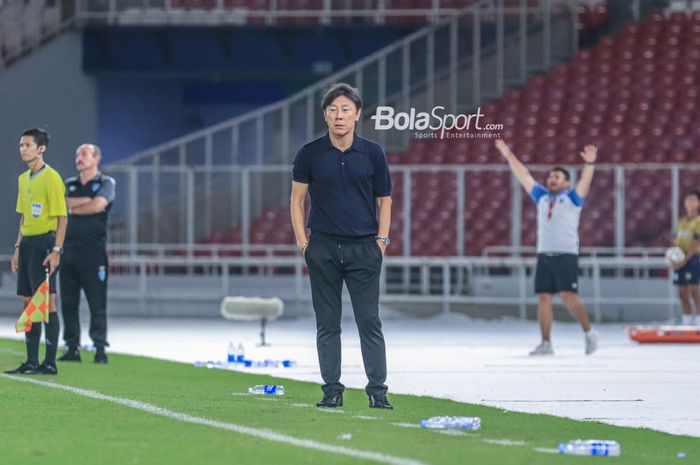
[
  {"left": 59, "top": 144, "right": 115, "bottom": 364},
  {"left": 5, "top": 128, "right": 67, "bottom": 375}
]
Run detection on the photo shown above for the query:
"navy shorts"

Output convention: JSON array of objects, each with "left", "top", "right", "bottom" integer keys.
[
  {"left": 534, "top": 253, "right": 579, "bottom": 294},
  {"left": 673, "top": 254, "right": 700, "bottom": 286},
  {"left": 17, "top": 232, "right": 58, "bottom": 297}
]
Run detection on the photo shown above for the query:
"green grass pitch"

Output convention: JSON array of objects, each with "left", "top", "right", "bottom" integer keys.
[{"left": 0, "top": 337, "right": 697, "bottom": 465}]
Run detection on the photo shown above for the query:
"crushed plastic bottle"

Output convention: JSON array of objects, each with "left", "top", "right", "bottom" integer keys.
[
  {"left": 558, "top": 440, "right": 621, "bottom": 457},
  {"left": 420, "top": 416, "right": 481, "bottom": 430},
  {"left": 248, "top": 384, "right": 285, "bottom": 395}
]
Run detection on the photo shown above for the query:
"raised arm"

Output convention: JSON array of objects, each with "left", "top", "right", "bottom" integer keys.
[
  {"left": 290, "top": 181, "right": 310, "bottom": 255},
  {"left": 576, "top": 145, "right": 598, "bottom": 198},
  {"left": 495, "top": 139, "right": 536, "bottom": 193}
]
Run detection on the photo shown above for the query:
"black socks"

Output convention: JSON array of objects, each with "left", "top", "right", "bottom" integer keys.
[
  {"left": 25, "top": 323, "right": 42, "bottom": 365},
  {"left": 44, "top": 312, "right": 60, "bottom": 365},
  {"left": 24, "top": 312, "right": 60, "bottom": 366}
]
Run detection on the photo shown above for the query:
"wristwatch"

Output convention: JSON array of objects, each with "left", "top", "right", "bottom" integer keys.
[
  {"left": 52, "top": 246, "right": 64, "bottom": 255},
  {"left": 375, "top": 236, "right": 390, "bottom": 246}
]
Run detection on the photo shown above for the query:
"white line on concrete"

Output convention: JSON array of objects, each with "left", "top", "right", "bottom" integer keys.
[{"left": 0, "top": 374, "right": 429, "bottom": 465}]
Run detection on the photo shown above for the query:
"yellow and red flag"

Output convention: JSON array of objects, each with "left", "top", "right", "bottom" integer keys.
[{"left": 15, "top": 278, "right": 50, "bottom": 333}]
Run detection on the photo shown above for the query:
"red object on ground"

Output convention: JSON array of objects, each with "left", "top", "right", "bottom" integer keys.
[{"left": 627, "top": 326, "right": 700, "bottom": 343}]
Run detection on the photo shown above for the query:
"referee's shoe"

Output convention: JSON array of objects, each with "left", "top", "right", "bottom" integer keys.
[
  {"left": 4, "top": 361, "right": 58, "bottom": 375},
  {"left": 4, "top": 362, "right": 40, "bottom": 374}
]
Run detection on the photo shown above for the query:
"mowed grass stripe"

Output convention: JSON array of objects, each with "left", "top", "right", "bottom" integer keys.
[{"left": 0, "top": 373, "right": 429, "bottom": 465}]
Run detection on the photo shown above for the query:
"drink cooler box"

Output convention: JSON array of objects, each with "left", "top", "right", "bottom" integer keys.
[{"left": 627, "top": 326, "right": 700, "bottom": 343}]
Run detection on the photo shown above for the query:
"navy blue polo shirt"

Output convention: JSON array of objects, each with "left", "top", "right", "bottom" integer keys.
[{"left": 292, "top": 133, "right": 392, "bottom": 237}]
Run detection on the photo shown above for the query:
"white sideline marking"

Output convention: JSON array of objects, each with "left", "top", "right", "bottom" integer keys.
[
  {"left": 533, "top": 447, "right": 558, "bottom": 454},
  {"left": 433, "top": 429, "right": 478, "bottom": 437},
  {"left": 317, "top": 408, "right": 345, "bottom": 414},
  {"left": 391, "top": 422, "right": 421, "bottom": 428},
  {"left": 483, "top": 439, "right": 526, "bottom": 447},
  {"left": 290, "top": 402, "right": 313, "bottom": 408},
  {"left": 354, "top": 415, "right": 379, "bottom": 421},
  {"left": 0, "top": 348, "right": 25, "bottom": 356},
  {"left": 0, "top": 374, "right": 429, "bottom": 465}
]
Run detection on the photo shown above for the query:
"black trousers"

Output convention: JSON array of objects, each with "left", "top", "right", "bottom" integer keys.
[
  {"left": 59, "top": 247, "right": 109, "bottom": 349},
  {"left": 305, "top": 232, "right": 388, "bottom": 396}
]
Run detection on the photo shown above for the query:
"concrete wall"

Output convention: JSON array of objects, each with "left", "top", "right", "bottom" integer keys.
[{"left": 0, "top": 32, "right": 97, "bottom": 248}]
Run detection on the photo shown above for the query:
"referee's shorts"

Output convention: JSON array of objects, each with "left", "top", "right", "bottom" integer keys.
[
  {"left": 17, "top": 232, "right": 58, "bottom": 297},
  {"left": 534, "top": 253, "right": 579, "bottom": 294}
]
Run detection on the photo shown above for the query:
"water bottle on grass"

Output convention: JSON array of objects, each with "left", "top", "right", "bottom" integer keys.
[
  {"left": 248, "top": 385, "right": 285, "bottom": 395},
  {"left": 558, "top": 439, "right": 621, "bottom": 457},
  {"left": 420, "top": 416, "right": 481, "bottom": 430}
]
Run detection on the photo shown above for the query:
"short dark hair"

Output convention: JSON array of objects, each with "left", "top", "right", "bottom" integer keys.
[
  {"left": 321, "top": 83, "right": 362, "bottom": 111},
  {"left": 550, "top": 166, "right": 570, "bottom": 181},
  {"left": 685, "top": 190, "right": 700, "bottom": 200},
  {"left": 21, "top": 128, "right": 49, "bottom": 149}
]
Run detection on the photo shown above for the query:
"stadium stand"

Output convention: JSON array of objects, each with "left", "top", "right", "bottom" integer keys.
[{"left": 201, "top": 9, "right": 700, "bottom": 256}]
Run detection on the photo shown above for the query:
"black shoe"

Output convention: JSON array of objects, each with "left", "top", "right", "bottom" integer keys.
[
  {"left": 59, "top": 347, "right": 81, "bottom": 362},
  {"left": 368, "top": 393, "right": 394, "bottom": 409},
  {"left": 4, "top": 362, "right": 40, "bottom": 374},
  {"left": 36, "top": 363, "right": 58, "bottom": 375},
  {"left": 94, "top": 348, "right": 108, "bottom": 364},
  {"left": 316, "top": 392, "right": 343, "bottom": 408}
]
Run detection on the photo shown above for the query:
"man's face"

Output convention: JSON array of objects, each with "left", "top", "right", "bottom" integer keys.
[
  {"left": 19, "top": 136, "right": 43, "bottom": 163},
  {"left": 76, "top": 145, "right": 99, "bottom": 172},
  {"left": 546, "top": 170, "right": 570, "bottom": 192},
  {"left": 684, "top": 194, "right": 699, "bottom": 215},
  {"left": 324, "top": 96, "right": 360, "bottom": 138}
]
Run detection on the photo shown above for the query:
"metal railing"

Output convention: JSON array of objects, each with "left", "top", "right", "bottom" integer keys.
[
  {"left": 74, "top": 0, "right": 470, "bottom": 26},
  {"left": 102, "top": 163, "right": 700, "bottom": 256},
  {"left": 0, "top": 254, "right": 680, "bottom": 320}
]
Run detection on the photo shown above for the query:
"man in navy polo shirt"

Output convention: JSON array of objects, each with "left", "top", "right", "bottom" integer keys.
[
  {"left": 290, "top": 83, "right": 393, "bottom": 409},
  {"left": 495, "top": 139, "right": 599, "bottom": 356}
]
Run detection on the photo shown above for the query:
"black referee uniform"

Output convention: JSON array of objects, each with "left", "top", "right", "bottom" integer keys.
[{"left": 60, "top": 172, "right": 115, "bottom": 359}]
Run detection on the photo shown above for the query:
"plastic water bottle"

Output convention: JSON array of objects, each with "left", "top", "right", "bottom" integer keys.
[
  {"left": 248, "top": 384, "right": 285, "bottom": 395},
  {"left": 236, "top": 343, "right": 245, "bottom": 363},
  {"left": 420, "top": 416, "right": 481, "bottom": 430},
  {"left": 227, "top": 342, "right": 236, "bottom": 364},
  {"left": 194, "top": 361, "right": 216, "bottom": 368},
  {"left": 558, "top": 440, "right": 621, "bottom": 457}
]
